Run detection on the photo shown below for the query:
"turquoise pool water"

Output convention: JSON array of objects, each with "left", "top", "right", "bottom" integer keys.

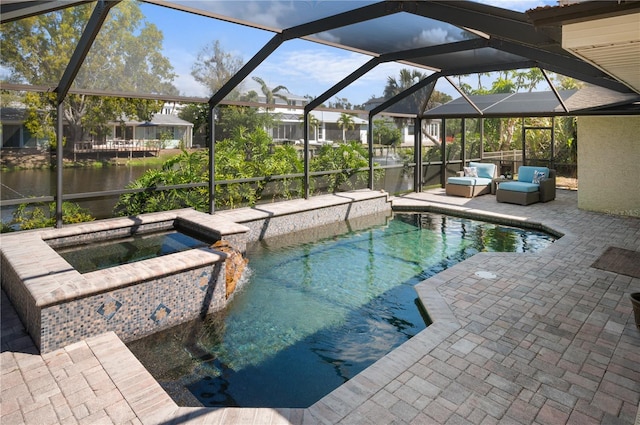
[{"left": 127, "top": 212, "right": 555, "bottom": 408}]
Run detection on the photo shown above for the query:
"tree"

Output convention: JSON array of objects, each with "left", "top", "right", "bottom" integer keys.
[
  {"left": 252, "top": 77, "right": 289, "bottom": 110},
  {"left": 384, "top": 69, "right": 424, "bottom": 99},
  {"left": 384, "top": 68, "right": 451, "bottom": 144},
  {"left": 329, "top": 97, "right": 352, "bottom": 110},
  {"left": 0, "top": 2, "right": 177, "bottom": 148},
  {"left": 179, "top": 103, "right": 209, "bottom": 146},
  {"left": 4, "top": 202, "right": 94, "bottom": 232},
  {"left": 192, "top": 40, "right": 244, "bottom": 98},
  {"left": 337, "top": 113, "right": 355, "bottom": 143},
  {"left": 217, "top": 105, "right": 276, "bottom": 142},
  {"left": 557, "top": 75, "right": 582, "bottom": 90},
  {"left": 512, "top": 69, "right": 545, "bottom": 92},
  {"left": 299, "top": 114, "right": 320, "bottom": 141},
  {"left": 384, "top": 69, "right": 426, "bottom": 128},
  {"left": 373, "top": 119, "right": 401, "bottom": 148},
  {"left": 250, "top": 77, "right": 289, "bottom": 136}
]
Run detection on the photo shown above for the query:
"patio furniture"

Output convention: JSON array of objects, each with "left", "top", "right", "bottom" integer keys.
[
  {"left": 496, "top": 166, "right": 556, "bottom": 205},
  {"left": 446, "top": 162, "right": 497, "bottom": 198},
  {"left": 491, "top": 176, "right": 510, "bottom": 195}
]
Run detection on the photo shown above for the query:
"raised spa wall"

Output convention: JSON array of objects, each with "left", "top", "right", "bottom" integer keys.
[{"left": 0, "top": 190, "right": 391, "bottom": 353}]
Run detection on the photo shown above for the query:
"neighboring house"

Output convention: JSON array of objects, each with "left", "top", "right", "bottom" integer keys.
[
  {"left": 0, "top": 107, "right": 194, "bottom": 151},
  {"left": 362, "top": 96, "right": 441, "bottom": 146},
  {"left": 255, "top": 92, "right": 368, "bottom": 145},
  {"left": 108, "top": 113, "right": 194, "bottom": 149},
  {"left": 1, "top": 107, "right": 49, "bottom": 149}
]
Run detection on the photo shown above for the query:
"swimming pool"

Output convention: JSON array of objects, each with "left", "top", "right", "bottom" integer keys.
[{"left": 127, "top": 212, "right": 555, "bottom": 408}]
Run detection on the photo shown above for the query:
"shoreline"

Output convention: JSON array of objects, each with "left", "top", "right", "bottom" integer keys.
[{"left": 0, "top": 148, "right": 187, "bottom": 170}]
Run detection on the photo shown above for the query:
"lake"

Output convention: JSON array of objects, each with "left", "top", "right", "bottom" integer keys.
[
  {"left": 1, "top": 166, "right": 154, "bottom": 221},
  {"left": 1, "top": 158, "right": 411, "bottom": 223}
]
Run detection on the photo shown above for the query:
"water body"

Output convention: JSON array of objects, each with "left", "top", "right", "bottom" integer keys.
[
  {"left": 1, "top": 166, "right": 157, "bottom": 221},
  {"left": 127, "top": 212, "right": 555, "bottom": 408},
  {"left": 1, "top": 157, "right": 410, "bottom": 222}
]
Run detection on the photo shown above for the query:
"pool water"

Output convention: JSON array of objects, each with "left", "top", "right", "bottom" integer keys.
[
  {"left": 127, "top": 213, "right": 555, "bottom": 408},
  {"left": 57, "top": 230, "right": 210, "bottom": 274}
]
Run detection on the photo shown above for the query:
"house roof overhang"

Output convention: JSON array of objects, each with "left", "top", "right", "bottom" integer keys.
[{"left": 527, "top": 1, "right": 640, "bottom": 95}]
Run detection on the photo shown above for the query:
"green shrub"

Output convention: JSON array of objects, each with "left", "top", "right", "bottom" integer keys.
[{"left": 4, "top": 202, "right": 94, "bottom": 232}]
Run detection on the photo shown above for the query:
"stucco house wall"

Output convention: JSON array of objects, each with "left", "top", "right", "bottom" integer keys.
[{"left": 577, "top": 115, "right": 640, "bottom": 217}]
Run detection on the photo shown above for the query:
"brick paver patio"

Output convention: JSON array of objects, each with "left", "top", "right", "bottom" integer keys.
[{"left": 2, "top": 189, "right": 639, "bottom": 424}]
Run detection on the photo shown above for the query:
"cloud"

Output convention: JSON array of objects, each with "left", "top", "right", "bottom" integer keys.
[
  {"left": 412, "top": 28, "right": 455, "bottom": 47},
  {"left": 477, "top": 0, "right": 557, "bottom": 12},
  {"left": 174, "top": 73, "right": 208, "bottom": 98},
  {"left": 248, "top": 48, "right": 368, "bottom": 96},
  {"left": 204, "top": 0, "right": 298, "bottom": 29},
  {"left": 247, "top": 47, "right": 438, "bottom": 104},
  {"left": 165, "top": 48, "right": 209, "bottom": 97}
]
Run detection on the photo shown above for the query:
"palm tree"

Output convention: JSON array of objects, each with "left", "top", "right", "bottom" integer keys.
[
  {"left": 299, "top": 113, "right": 321, "bottom": 141},
  {"left": 252, "top": 76, "right": 289, "bottom": 137},
  {"left": 384, "top": 68, "right": 428, "bottom": 130},
  {"left": 252, "top": 76, "right": 289, "bottom": 111},
  {"left": 383, "top": 68, "right": 426, "bottom": 99},
  {"left": 337, "top": 113, "right": 355, "bottom": 143}
]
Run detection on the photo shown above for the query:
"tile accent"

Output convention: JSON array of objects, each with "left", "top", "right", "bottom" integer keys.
[
  {"left": 97, "top": 297, "right": 122, "bottom": 321},
  {"left": 150, "top": 303, "right": 171, "bottom": 324}
]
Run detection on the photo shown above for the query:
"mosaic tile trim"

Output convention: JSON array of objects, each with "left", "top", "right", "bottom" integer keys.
[
  {"left": 150, "top": 303, "right": 171, "bottom": 324},
  {"left": 198, "top": 270, "right": 209, "bottom": 291},
  {"left": 97, "top": 297, "right": 122, "bottom": 321}
]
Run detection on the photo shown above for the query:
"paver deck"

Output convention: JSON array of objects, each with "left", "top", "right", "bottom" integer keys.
[{"left": 2, "top": 189, "right": 639, "bottom": 424}]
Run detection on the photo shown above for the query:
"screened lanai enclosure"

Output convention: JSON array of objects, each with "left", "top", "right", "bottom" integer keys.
[{"left": 1, "top": 0, "right": 639, "bottom": 229}]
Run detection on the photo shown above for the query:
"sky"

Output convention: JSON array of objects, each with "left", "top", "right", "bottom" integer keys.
[
  {"left": 0, "top": 1, "right": 558, "bottom": 105},
  {"left": 137, "top": 0, "right": 559, "bottom": 105}
]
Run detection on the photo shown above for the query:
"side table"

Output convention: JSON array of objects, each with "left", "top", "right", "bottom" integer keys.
[{"left": 491, "top": 177, "right": 510, "bottom": 195}]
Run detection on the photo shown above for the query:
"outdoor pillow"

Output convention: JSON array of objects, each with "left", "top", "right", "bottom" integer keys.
[
  {"left": 532, "top": 170, "right": 546, "bottom": 184},
  {"left": 464, "top": 167, "right": 478, "bottom": 177}
]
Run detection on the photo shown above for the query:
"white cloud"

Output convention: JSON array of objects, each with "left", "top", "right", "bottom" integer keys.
[
  {"left": 474, "top": 0, "right": 557, "bottom": 12},
  {"left": 207, "top": 0, "right": 298, "bottom": 30},
  {"left": 246, "top": 47, "right": 444, "bottom": 104},
  {"left": 164, "top": 47, "right": 208, "bottom": 97},
  {"left": 173, "top": 73, "right": 208, "bottom": 98},
  {"left": 412, "top": 28, "right": 455, "bottom": 46},
  {"left": 249, "top": 48, "right": 369, "bottom": 96}
]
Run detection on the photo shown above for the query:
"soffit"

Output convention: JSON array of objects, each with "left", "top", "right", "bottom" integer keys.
[{"left": 562, "top": 13, "right": 640, "bottom": 94}]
